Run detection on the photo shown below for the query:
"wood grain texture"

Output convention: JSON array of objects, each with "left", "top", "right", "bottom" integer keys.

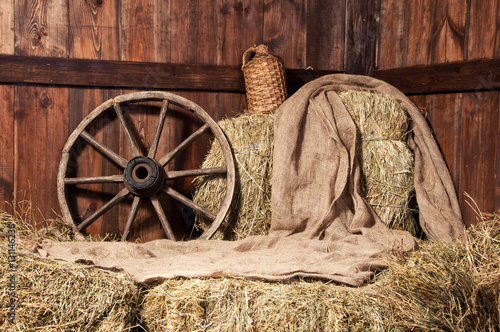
[
  {"left": 69, "top": 0, "right": 119, "bottom": 60},
  {"left": 0, "top": 0, "right": 15, "bottom": 54},
  {"left": 14, "top": 0, "right": 69, "bottom": 57},
  {"left": 444, "top": 0, "right": 467, "bottom": 62},
  {"left": 120, "top": 0, "right": 156, "bottom": 62},
  {"left": 67, "top": 0, "right": 121, "bottom": 237},
  {"left": 13, "top": 86, "right": 69, "bottom": 221},
  {"left": 378, "top": 0, "right": 467, "bottom": 69},
  {"left": 67, "top": 88, "right": 122, "bottom": 237},
  {"left": 345, "top": 0, "right": 380, "bottom": 75},
  {"left": 410, "top": 94, "right": 463, "bottom": 195},
  {"left": 306, "top": 0, "right": 345, "bottom": 71},
  {"left": 118, "top": 0, "right": 171, "bottom": 241},
  {"left": 216, "top": 0, "right": 263, "bottom": 66},
  {"left": 497, "top": 92, "right": 500, "bottom": 213},
  {"left": 373, "top": 57, "right": 500, "bottom": 94},
  {"left": 467, "top": 0, "right": 500, "bottom": 60},
  {"left": 404, "top": 0, "right": 433, "bottom": 66},
  {"left": 0, "top": 85, "right": 14, "bottom": 213},
  {"left": 0, "top": 54, "right": 336, "bottom": 92},
  {"left": 13, "top": 0, "right": 70, "bottom": 225},
  {"left": 170, "top": 0, "right": 217, "bottom": 64},
  {"left": 263, "top": 0, "right": 307, "bottom": 68},
  {"left": 153, "top": 0, "right": 171, "bottom": 63},
  {"left": 377, "top": 0, "right": 405, "bottom": 70},
  {"left": 459, "top": 91, "right": 499, "bottom": 226}
]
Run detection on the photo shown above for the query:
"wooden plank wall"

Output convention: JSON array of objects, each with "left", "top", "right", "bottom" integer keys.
[
  {"left": 0, "top": 0, "right": 498, "bottom": 238},
  {"left": 378, "top": 0, "right": 500, "bottom": 226},
  {"left": 0, "top": 0, "right": 345, "bottom": 241}
]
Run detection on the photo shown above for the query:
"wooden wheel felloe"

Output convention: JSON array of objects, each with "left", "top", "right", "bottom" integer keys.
[{"left": 58, "top": 91, "right": 235, "bottom": 241}]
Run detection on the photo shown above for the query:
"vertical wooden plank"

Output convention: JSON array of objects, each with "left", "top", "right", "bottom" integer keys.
[
  {"left": 263, "top": 0, "right": 307, "bottom": 68},
  {"left": 378, "top": 0, "right": 466, "bottom": 69},
  {"left": 170, "top": 0, "right": 217, "bottom": 64},
  {"left": 14, "top": 0, "right": 69, "bottom": 57},
  {"left": 120, "top": 0, "right": 155, "bottom": 62},
  {"left": 497, "top": 91, "right": 500, "bottom": 213},
  {"left": 215, "top": 0, "right": 254, "bottom": 117},
  {"left": 120, "top": 0, "right": 172, "bottom": 241},
  {"left": 444, "top": 0, "right": 467, "bottom": 62},
  {"left": 153, "top": 0, "right": 171, "bottom": 63},
  {"left": 427, "top": 0, "right": 467, "bottom": 64},
  {"left": 216, "top": 0, "right": 263, "bottom": 66},
  {"left": 13, "top": 0, "right": 69, "bottom": 224},
  {"left": 68, "top": 0, "right": 119, "bottom": 60},
  {"left": 68, "top": 0, "right": 122, "bottom": 237},
  {"left": 66, "top": 88, "right": 122, "bottom": 238},
  {"left": 345, "top": 0, "right": 380, "bottom": 75},
  {"left": 460, "top": 91, "right": 499, "bottom": 226},
  {"left": 377, "top": 0, "right": 405, "bottom": 69},
  {"left": 0, "top": 0, "right": 15, "bottom": 54},
  {"left": 467, "top": 0, "right": 500, "bottom": 60},
  {"left": 411, "top": 94, "right": 463, "bottom": 194},
  {"left": 306, "top": 0, "right": 345, "bottom": 71},
  {"left": 0, "top": 86, "right": 14, "bottom": 213},
  {"left": 429, "top": 1, "right": 448, "bottom": 64},
  {"left": 14, "top": 87, "right": 69, "bottom": 221},
  {"left": 404, "top": 0, "right": 433, "bottom": 66}
]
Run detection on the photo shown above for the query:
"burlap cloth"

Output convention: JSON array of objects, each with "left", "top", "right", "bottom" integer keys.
[{"left": 39, "top": 74, "right": 466, "bottom": 287}]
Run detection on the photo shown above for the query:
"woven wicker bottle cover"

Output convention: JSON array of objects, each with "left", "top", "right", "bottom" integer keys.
[{"left": 241, "top": 44, "right": 287, "bottom": 114}]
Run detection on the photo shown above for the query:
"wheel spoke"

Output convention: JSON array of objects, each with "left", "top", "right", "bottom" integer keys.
[
  {"left": 162, "top": 187, "right": 216, "bottom": 221},
  {"left": 166, "top": 166, "right": 227, "bottom": 180},
  {"left": 148, "top": 99, "right": 169, "bottom": 159},
  {"left": 121, "top": 196, "right": 141, "bottom": 241},
  {"left": 65, "top": 175, "right": 123, "bottom": 185},
  {"left": 150, "top": 195, "right": 176, "bottom": 240},
  {"left": 76, "top": 188, "right": 130, "bottom": 231},
  {"left": 114, "top": 102, "right": 141, "bottom": 157},
  {"left": 80, "top": 131, "right": 128, "bottom": 168},
  {"left": 158, "top": 123, "right": 211, "bottom": 167}
]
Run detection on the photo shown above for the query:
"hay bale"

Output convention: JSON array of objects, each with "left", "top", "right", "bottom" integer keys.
[
  {"left": 0, "top": 211, "right": 141, "bottom": 331},
  {"left": 337, "top": 90, "right": 419, "bottom": 235},
  {"left": 141, "top": 277, "right": 384, "bottom": 331},
  {"left": 141, "top": 213, "right": 500, "bottom": 332},
  {"left": 193, "top": 112, "right": 274, "bottom": 240},
  {"left": 378, "top": 212, "right": 500, "bottom": 331},
  {"left": 194, "top": 91, "right": 419, "bottom": 240}
]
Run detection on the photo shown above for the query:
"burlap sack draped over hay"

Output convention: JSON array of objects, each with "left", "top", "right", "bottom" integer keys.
[
  {"left": 337, "top": 91, "right": 418, "bottom": 235},
  {"left": 193, "top": 90, "right": 418, "bottom": 240},
  {"left": 193, "top": 113, "right": 274, "bottom": 240},
  {"left": 141, "top": 213, "right": 500, "bottom": 331},
  {"left": 3, "top": 210, "right": 498, "bottom": 330},
  {"left": 39, "top": 74, "right": 466, "bottom": 287}
]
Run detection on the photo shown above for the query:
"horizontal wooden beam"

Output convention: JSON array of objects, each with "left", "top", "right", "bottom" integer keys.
[
  {"left": 2, "top": 55, "right": 498, "bottom": 95},
  {"left": 0, "top": 54, "right": 336, "bottom": 93},
  {"left": 373, "top": 58, "right": 500, "bottom": 94}
]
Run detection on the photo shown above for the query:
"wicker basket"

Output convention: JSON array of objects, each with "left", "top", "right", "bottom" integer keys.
[{"left": 241, "top": 45, "right": 287, "bottom": 114}]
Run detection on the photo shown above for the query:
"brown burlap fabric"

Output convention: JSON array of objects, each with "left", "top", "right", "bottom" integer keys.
[{"left": 39, "top": 75, "right": 466, "bottom": 287}]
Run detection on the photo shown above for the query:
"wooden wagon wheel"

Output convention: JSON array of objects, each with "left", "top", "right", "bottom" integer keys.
[{"left": 58, "top": 91, "right": 235, "bottom": 241}]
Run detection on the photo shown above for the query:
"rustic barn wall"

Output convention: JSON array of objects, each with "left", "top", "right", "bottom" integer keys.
[
  {"left": 0, "top": 0, "right": 498, "bottom": 238},
  {"left": 378, "top": 0, "right": 500, "bottom": 226},
  {"left": 0, "top": 0, "right": 346, "bottom": 241}
]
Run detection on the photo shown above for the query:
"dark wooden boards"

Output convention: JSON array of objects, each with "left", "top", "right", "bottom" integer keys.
[
  {"left": 0, "top": 54, "right": 337, "bottom": 93},
  {"left": 1, "top": 54, "right": 497, "bottom": 95},
  {"left": 374, "top": 57, "right": 500, "bottom": 94},
  {"left": 344, "top": 0, "right": 380, "bottom": 75},
  {"left": 410, "top": 91, "right": 500, "bottom": 227},
  {"left": 0, "top": 86, "right": 14, "bottom": 214}
]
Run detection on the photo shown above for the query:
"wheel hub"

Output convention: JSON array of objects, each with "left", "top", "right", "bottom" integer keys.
[{"left": 124, "top": 156, "right": 165, "bottom": 197}]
